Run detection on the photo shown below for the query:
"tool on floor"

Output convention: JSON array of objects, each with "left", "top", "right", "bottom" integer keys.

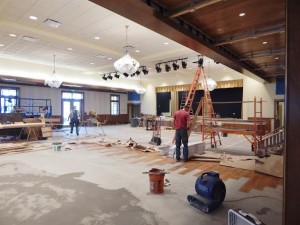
[
  {"left": 187, "top": 171, "right": 226, "bottom": 213},
  {"left": 149, "top": 116, "right": 161, "bottom": 145},
  {"left": 228, "top": 209, "right": 265, "bottom": 225}
]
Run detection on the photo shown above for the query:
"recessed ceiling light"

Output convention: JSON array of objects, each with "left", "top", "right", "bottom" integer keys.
[
  {"left": 0, "top": 44, "right": 4, "bottom": 47},
  {"left": 107, "top": 57, "right": 112, "bottom": 60},
  {"left": 9, "top": 33, "right": 16, "bottom": 37},
  {"left": 135, "top": 50, "right": 140, "bottom": 53},
  {"left": 67, "top": 47, "right": 73, "bottom": 51},
  {"left": 164, "top": 42, "right": 169, "bottom": 45},
  {"left": 94, "top": 36, "right": 100, "bottom": 40},
  {"left": 90, "top": 62, "right": 94, "bottom": 65},
  {"left": 29, "top": 15, "right": 37, "bottom": 20},
  {"left": 262, "top": 41, "right": 268, "bottom": 44},
  {"left": 217, "top": 28, "right": 222, "bottom": 32},
  {"left": 275, "top": 57, "right": 279, "bottom": 60},
  {"left": 148, "top": 67, "right": 152, "bottom": 70},
  {"left": 239, "top": 12, "right": 246, "bottom": 17}
]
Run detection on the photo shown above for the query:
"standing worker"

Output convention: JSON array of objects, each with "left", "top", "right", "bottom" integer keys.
[
  {"left": 68, "top": 106, "right": 80, "bottom": 136},
  {"left": 173, "top": 105, "right": 191, "bottom": 162}
]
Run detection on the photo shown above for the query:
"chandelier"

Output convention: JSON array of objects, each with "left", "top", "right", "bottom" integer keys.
[
  {"left": 205, "top": 77, "right": 217, "bottom": 91},
  {"left": 202, "top": 62, "right": 217, "bottom": 91},
  {"left": 114, "top": 25, "right": 140, "bottom": 75},
  {"left": 135, "top": 85, "right": 146, "bottom": 94},
  {"left": 44, "top": 54, "right": 62, "bottom": 88},
  {"left": 135, "top": 76, "right": 146, "bottom": 94}
]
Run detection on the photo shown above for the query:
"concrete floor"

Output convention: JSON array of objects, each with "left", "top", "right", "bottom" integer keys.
[{"left": 0, "top": 124, "right": 283, "bottom": 225}]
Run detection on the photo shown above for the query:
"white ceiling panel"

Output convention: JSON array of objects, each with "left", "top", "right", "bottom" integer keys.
[{"left": 0, "top": 0, "right": 239, "bottom": 88}]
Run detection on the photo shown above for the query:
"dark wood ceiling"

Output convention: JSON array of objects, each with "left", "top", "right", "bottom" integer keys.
[{"left": 90, "top": 0, "right": 286, "bottom": 82}]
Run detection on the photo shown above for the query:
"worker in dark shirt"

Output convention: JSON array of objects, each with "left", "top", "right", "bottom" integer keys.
[
  {"left": 173, "top": 105, "right": 191, "bottom": 162},
  {"left": 68, "top": 106, "right": 80, "bottom": 136}
]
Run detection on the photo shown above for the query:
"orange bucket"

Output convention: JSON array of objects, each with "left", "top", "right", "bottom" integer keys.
[{"left": 149, "top": 173, "right": 165, "bottom": 194}]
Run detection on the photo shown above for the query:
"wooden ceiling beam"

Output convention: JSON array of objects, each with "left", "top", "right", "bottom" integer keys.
[
  {"left": 254, "top": 62, "right": 285, "bottom": 70},
  {"left": 215, "top": 24, "right": 285, "bottom": 46},
  {"left": 89, "top": 0, "right": 271, "bottom": 82},
  {"left": 169, "top": 0, "right": 223, "bottom": 18},
  {"left": 240, "top": 48, "right": 285, "bottom": 60}
]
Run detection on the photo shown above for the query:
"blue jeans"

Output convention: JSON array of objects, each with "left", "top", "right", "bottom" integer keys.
[
  {"left": 70, "top": 120, "right": 79, "bottom": 135},
  {"left": 175, "top": 129, "right": 189, "bottom": 160}
]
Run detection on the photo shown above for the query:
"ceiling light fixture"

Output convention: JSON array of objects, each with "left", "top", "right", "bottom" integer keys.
[
  {"left": 29, "top": 15, "right": 37, "bottom": 20},
  {"left": 155, "top": 64, "right": 162, "bottom": 73},
  {"left": 142, "top": 67, "right": 149, "bottom": 75},
  {"left": 114, "top": 73, "right": 120, "bottom": 79},
  {"left": 239, "top": 12, "right": 246, "bottom": 17},
  {"left": 135, "top": 76, "right": 146, "bottom": 94},
  {"left": 165, "top": 63, "right": 171, "bottom": 72},
  {"left": 114, "top": 25, "right": 140, "bottom": 75},
  {"left": 202, "top": 61, "right": 217, "bottom": 91},
  {"left": 102, "top": 75, "right": 107, "bottom": 80},
  {"left": 172, "top": 61, "right": 180, "bottom": 70},
  {"left": 181, "top": 59, "right": 187, "bottom": 69},
  {"left": 107, "top": 74, "right": 113, "bottom": 80},
  {"left": 135, "top": 70, "right": 141, "bottom": 76},
  {"left": 44, "top": 55, "right": 62, "bottom": 88}
]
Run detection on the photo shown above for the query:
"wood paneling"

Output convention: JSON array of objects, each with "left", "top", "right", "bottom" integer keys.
[
  {"left": 96, "top": 114, "right": 129, "bottom": 124},
  {"left": 285, "top": 0, "right": 300, "bottom": 224}
]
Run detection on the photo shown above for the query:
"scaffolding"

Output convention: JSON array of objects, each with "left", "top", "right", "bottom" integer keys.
[{"left": 186, "top": 61, "right": 264, "bottom": 152}]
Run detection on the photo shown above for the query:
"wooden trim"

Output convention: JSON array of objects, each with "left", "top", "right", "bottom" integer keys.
[
  {"left": 285, "top": 0, "right": 300, "bottom": 224},
  {"left": 155, "top": 79, "right": 243, "bottom": 93}
]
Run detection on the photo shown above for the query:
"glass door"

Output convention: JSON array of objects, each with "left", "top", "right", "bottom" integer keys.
[
  {"left": 62, "top": 101, "right": 71, "bottom": 125},
  {"left": 62, "top": 92, "right": 84, "bottom": 125}
]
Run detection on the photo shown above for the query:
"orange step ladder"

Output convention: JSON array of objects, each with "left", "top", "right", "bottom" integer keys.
[{"left": 184, "top": 67, "right": 204, "bottom": 114}]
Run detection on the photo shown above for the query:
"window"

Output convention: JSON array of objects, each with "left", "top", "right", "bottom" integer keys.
[
  {"left": 110, "top": 95, "right": 120, "bottom": 115},
  {"left": 0, "top": 87, "right": 19, "bottom": 113},
  {"left": 62, "top": 92, "right": 83, "bottom": 99}
]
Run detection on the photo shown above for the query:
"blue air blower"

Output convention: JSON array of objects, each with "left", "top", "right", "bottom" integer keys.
[{"left": 187, "top": 171, "right": 226, "bottom": 213}]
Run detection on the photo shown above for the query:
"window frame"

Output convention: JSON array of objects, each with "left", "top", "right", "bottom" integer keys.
[{"left": 110, "top": 94, "right": 120, "bottom": 115}]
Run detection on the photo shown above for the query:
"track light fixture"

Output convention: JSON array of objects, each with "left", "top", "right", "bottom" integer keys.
[
  {"left": 193, "top": 55, "right": 204, "bottom": 67},
  {"left": 181, "top": 59, "right": 187, "bottom": 69},
  {"left": 107, "top": 73, "right": 113, "bottom": 80},
  {"left": 165, "top": 63, "right": 171, "bottom": 72},
  {"left": 114, "top": 73, "right": 120, "bottom": 79},
  {"left": 156, "top": 57, "right": 188, "bottom": 73},
  {"left": 101, "top": 65, "right": 148, "bottom": 81},
  {"left": 155, "top": 64, "right": 162, "bottom": 73},
  {"left": 172, "top": 61, "right": 180, "bottom": 70},
  {"left": 142, "top": 66, "right": 149, "bottom": 75}
]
